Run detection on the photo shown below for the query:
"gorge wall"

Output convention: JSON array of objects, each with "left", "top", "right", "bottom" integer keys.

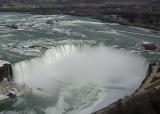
[{"left": 0, "top": 61, "right": 12, "bottom": 81}]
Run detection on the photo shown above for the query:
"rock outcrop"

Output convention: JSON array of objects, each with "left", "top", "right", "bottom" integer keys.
[
  {"left": 142, "top": 42, "right": 157, "bottom": 51},
  {"left": 0, "top": 24, "right": 18, "bottom": 29},
  {"left": 46, "top": 20, "right": 55, "bottom": 24},
  {"left": 6, "top": 24, "right": 18, "bottom": 29},
  {"left": 0, "top": 60, "right": 12, "bottom": 81}
]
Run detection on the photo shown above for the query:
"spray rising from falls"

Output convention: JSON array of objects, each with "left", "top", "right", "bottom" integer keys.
[
  {"left": 13, "top": 45, "right": 147, "bottom": 114},
  {"left": 13, "top": 45, "right": 77, "bottom": 85}
]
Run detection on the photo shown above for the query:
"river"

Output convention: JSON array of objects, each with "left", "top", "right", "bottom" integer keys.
[{"left": 0, "top": 12, "right": 159, "bottom": 114}]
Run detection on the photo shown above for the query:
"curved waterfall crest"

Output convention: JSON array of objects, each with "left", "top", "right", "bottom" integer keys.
[
  {"left": 13, "top": 45, "right": 78, "bottom": 85},
  {"left": 12, "top": 45, "right": 147, "bottom": 114}
]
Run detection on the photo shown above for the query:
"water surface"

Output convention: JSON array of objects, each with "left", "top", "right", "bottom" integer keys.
[{"left": 0, "top": 13, "right": 159, "bottom": 114}]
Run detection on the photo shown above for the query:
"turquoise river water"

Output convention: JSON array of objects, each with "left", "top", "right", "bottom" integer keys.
[{"left": 0, "top": 12, "right": 160, "bottom": 114}]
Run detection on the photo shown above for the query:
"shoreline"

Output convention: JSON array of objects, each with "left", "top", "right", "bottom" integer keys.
[{"left": 0, "top": 8, "right": 160, "bottom": 32}]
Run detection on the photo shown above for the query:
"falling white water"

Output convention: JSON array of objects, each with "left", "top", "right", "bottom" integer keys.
[
  {"left": 13, "top": 45, "right": 147, "bottom": 114},
  {"left": 13, "top": 45, "right": 77, "bottom": 86}
]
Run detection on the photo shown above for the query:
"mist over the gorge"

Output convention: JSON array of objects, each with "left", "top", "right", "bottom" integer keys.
[{"left": 0, "top": 9, "right": 159, "bottom": 114}]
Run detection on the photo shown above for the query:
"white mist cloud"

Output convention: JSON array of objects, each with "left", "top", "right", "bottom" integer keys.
[{"left": 13, "top": 45, "right": 147, "bottom": 114}]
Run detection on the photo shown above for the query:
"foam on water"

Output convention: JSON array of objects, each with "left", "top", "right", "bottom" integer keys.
[
  {"left": 13, "top": 45, "right": 147, "bottom": 114},
  {"left": 61, "top": 20, "right": 105, "bottom": 25}
]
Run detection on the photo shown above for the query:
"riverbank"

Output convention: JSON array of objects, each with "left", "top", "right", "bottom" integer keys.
[{"left": 0, "top": 1, "right": 160, "bottom": 31}]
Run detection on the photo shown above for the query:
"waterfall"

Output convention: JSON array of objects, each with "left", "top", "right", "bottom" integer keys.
[
  {"left": 12, "top": 45, "right": 148, "bottom": 114},
  {"left": 13, "top": 45, "right": 77, "bottom": 86}
]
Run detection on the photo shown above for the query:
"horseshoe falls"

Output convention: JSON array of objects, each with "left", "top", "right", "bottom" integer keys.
[
  {"left": 13, "top": 45, "right": 147, "bottom": 114},
  {"left": 0, "top": 13, "right": 160, "bottom": 114}
]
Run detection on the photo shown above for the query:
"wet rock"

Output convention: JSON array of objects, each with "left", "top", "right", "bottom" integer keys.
[
  {"left": 37, "top": 88, "right": 43, "bottom": 91},
  {"left": 28, "top": 45, "right": 48, "bottom": 50},
  {"left": 0, "top": 81, "right": 31, "bottom": 102},
  {"left": 6, "top": 24, "right": 18, "bottom": 29},
  {"left": 142, "top": 42, "right": 157, "bottom": 51},
  {"left": 6, "top": 90, "right": 17, "bottom": 98},
  {"left": 46, "top": 20, "right": 54, "bottom": 24},
  {"left": 0, "top": 61, "right": 12, "bottom": 81}
]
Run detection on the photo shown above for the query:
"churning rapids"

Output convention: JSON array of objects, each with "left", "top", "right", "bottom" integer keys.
[{"left": 0, "top": 13, "right": 160, "bottom": 114}]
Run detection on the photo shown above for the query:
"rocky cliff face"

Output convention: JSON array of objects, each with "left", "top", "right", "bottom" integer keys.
[{"left": 0, "top": 61, "right": 12, "bottom": 81}]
